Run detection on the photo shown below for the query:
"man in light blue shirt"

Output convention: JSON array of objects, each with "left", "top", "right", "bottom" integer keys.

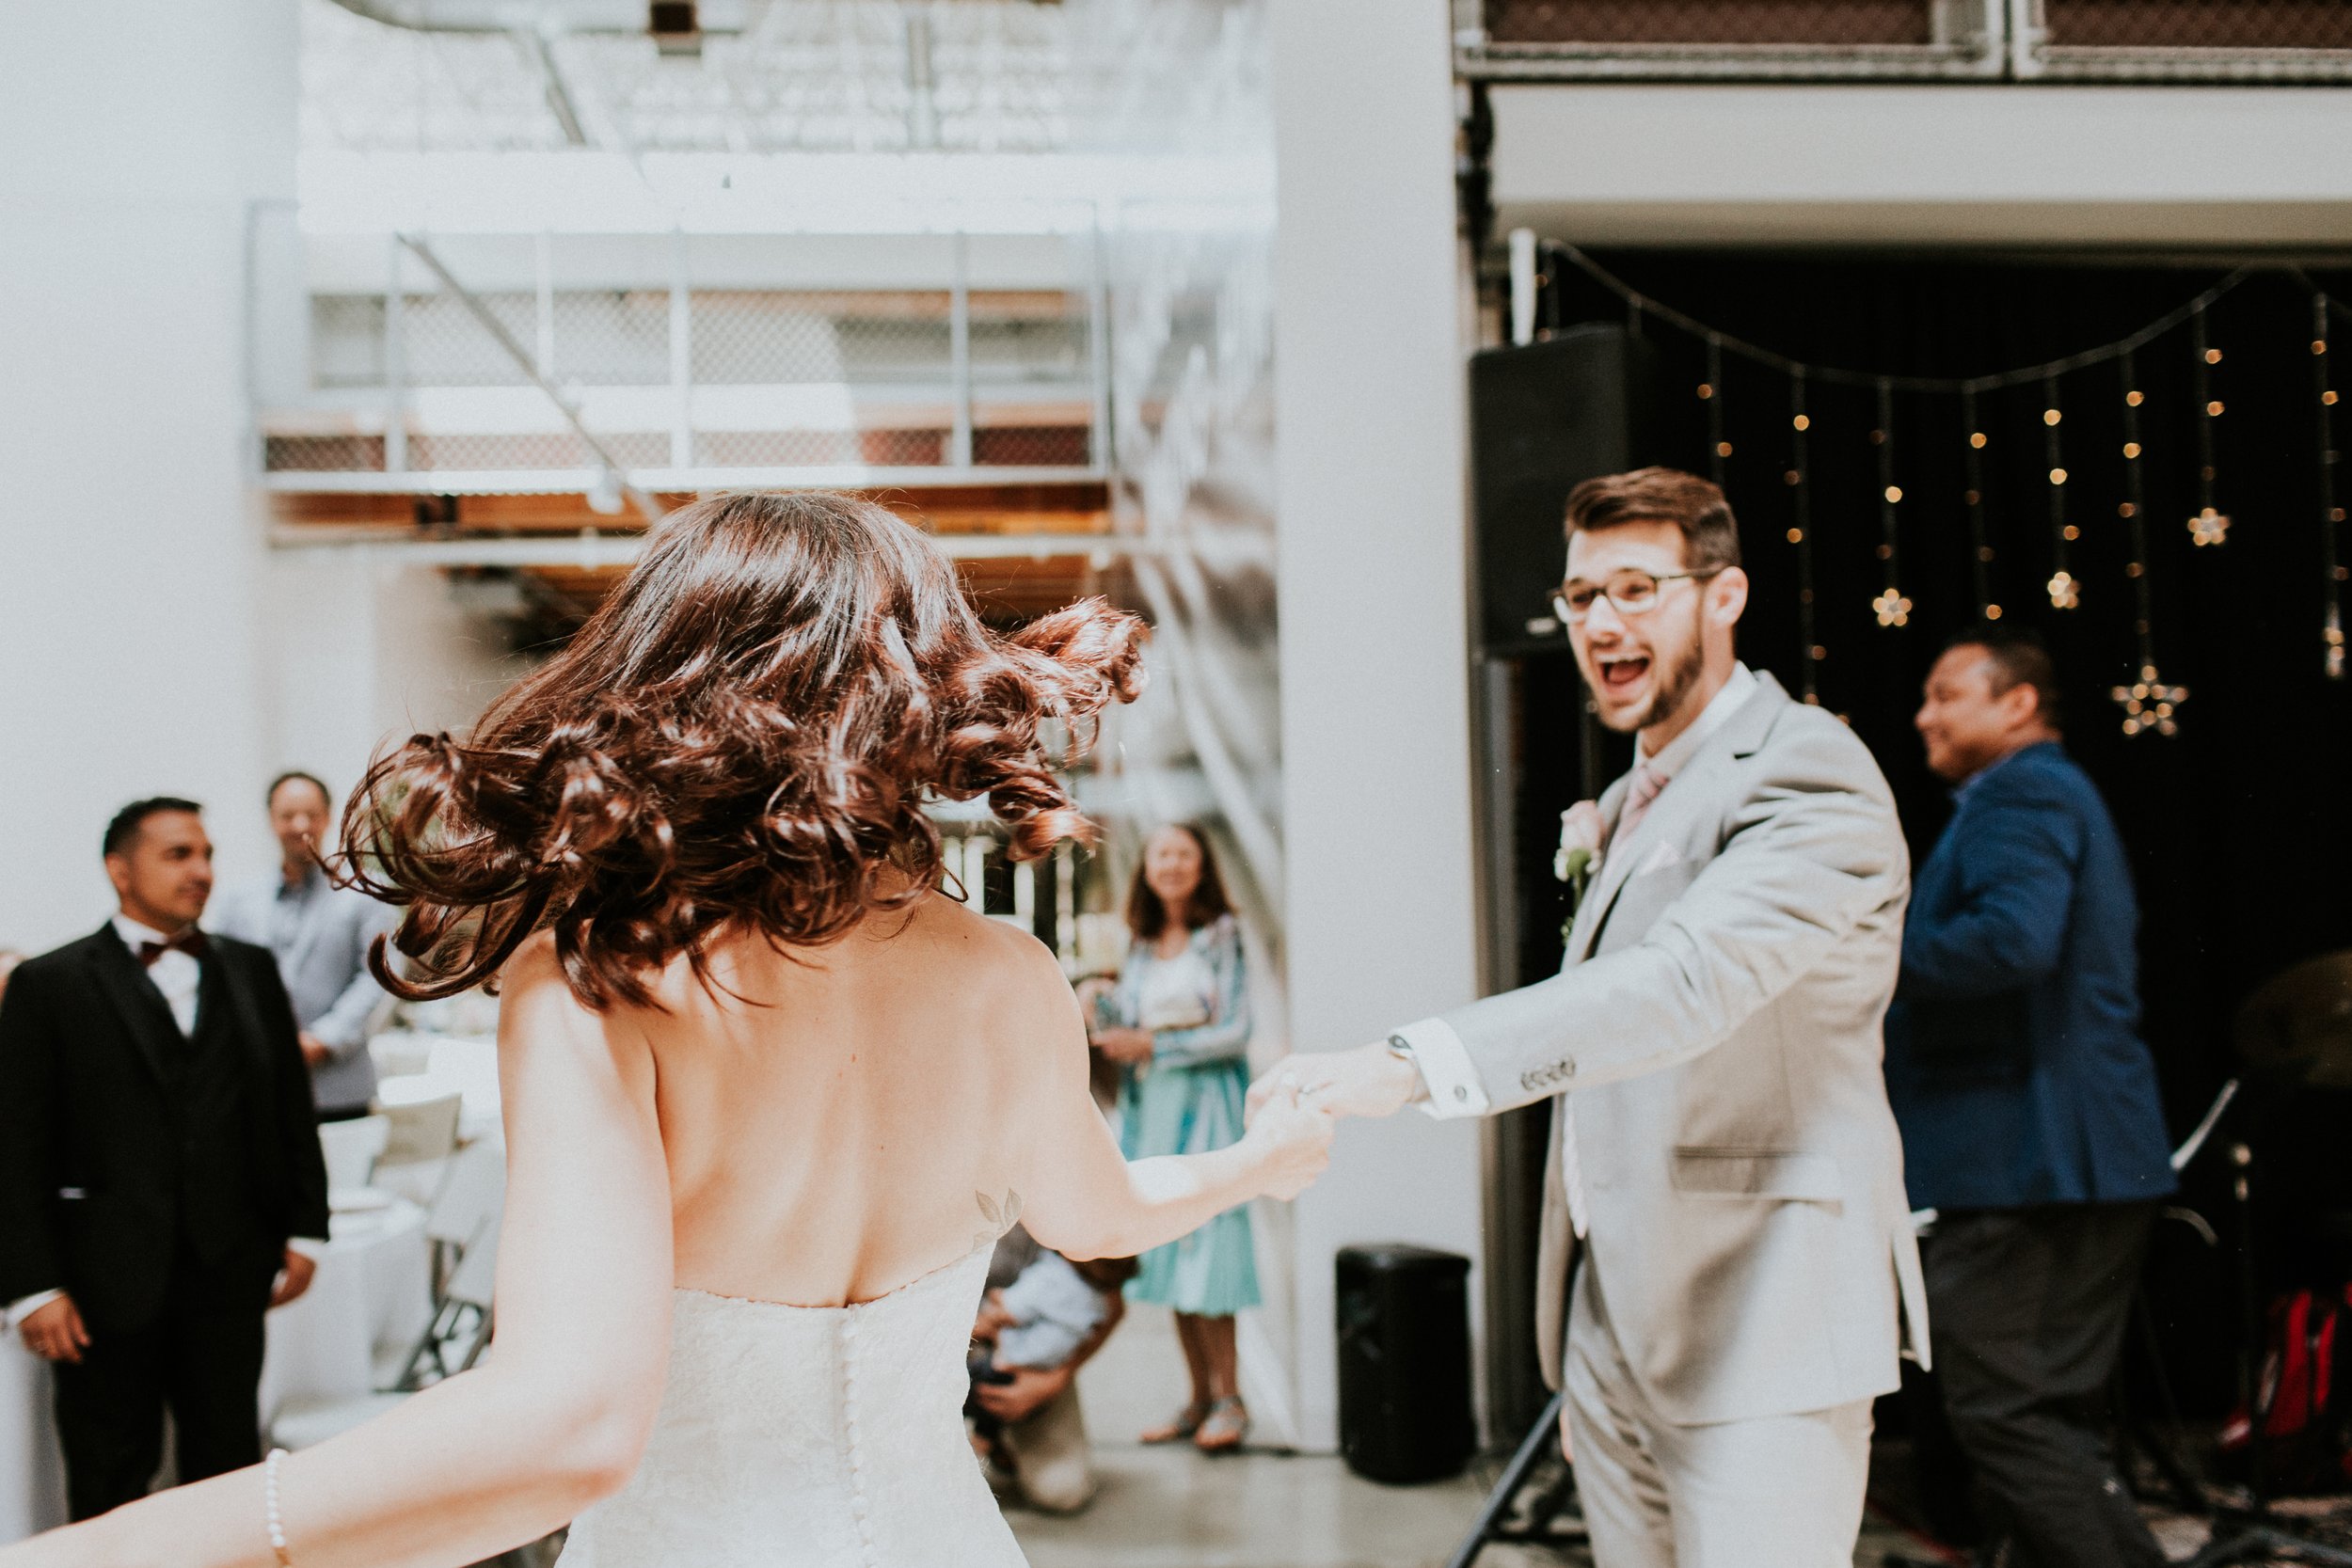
[{"left": 209, "top": 772, "right": 396, "bottom": 1120}]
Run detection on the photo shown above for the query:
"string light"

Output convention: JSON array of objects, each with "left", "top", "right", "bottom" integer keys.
[
  {"left": 2187, "top": 308, "right": 2231, "bottom": 546},
  {"left": 2110, "top": 349, "right": 2187, "bottom": 736},
  {"left": 2043, "top": 373, "right": 2078, "bottom": 609},
  {"left": 1705, "top": 334, "right": 1728, "bottom": 483},
  {"left": 2309, "top": 294, "right": 2343, "bottom": 679},
  {"left": 1871, "top": 378, "right": 1911, "bottom": 627},
  {"left": 1963, "top": 386, "right": 1993, "bottom": 616},
  {"left": 1789, "top": 369, "right": 1820, "bottom": 703}
]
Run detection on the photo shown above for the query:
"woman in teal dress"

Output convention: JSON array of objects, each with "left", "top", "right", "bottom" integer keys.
[{"left": 1089, "top": 823, "right": 1260, "bottom": 1452}]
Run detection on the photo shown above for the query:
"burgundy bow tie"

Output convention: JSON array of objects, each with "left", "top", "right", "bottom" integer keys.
[{"left": 135, "top": 929, "right": 208, "bottom": 969}]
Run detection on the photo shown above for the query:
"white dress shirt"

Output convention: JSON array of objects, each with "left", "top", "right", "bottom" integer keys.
[
  {"left": 1393, "top": 663, "right": 1763, "bottom": 1238},
  {"left": 114, "top": 912, "right": 201, "bottom": 1035}
]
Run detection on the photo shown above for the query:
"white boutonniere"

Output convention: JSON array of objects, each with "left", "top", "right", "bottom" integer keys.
[{"left": 1555, "top": 800, "right": 1606, "bottom": 945}]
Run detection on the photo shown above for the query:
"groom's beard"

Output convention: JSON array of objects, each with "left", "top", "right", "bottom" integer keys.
[{"left": 1592, "top": 616, "right": 1708, "bottom": 735}]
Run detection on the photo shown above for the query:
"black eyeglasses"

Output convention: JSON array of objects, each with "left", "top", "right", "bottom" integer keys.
[{"left": 1552, "top": 568, "right": 1722, "bottom": 626}]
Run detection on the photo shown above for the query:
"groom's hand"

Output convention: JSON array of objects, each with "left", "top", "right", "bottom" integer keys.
[{"left": 1248, "top": 1042, "right": 1423, "bottom": 1124}]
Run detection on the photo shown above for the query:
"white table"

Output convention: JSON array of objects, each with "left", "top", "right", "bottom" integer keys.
[
  {"left": 2, "top": 1200, "right": 434, "bottom": 1546},
  {"left": 262, "top": 1199, "right": 435, "bottom": 1427},
  {"left": 0, "top": 1337, "right": 67, "bottom": 1543}
]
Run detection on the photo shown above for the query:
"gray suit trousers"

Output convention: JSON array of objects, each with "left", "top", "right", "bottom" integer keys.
[{"left": 1565, "top": 1262, "right": 1874, "bottom": 1568}]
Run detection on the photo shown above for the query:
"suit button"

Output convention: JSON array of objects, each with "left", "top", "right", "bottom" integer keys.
[
  {"left": 1561, "top": 1058, "right": 1577, "bottom": 1081},
  {"left": 1454, "top": 1085, "right": 1469, "bottom": 1102}
]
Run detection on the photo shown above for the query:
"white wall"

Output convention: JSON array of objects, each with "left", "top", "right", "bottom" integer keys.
[
  {"left": 0, "top": 0, "right": 298, "bottom": 952},
  {"left": 1491, "top": 83, "right": 2352, "bottom": 245},
  {"left": 261, "top": 554, "right": 516, "bottom": 821},
  {"left": 1270, "top": 0, "right": 1488, "bottom": 1450}
]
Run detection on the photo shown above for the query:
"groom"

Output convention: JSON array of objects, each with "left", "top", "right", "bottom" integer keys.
[{"left": 1257, "top": 467, "right": 1924, "bottom": 1566}]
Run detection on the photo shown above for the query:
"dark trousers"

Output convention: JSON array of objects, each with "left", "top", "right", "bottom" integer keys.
[
  {"left": 1924, "top": 1202, "right": 2165, "bottom": 1568},
  {"left": 50, "top": 1250, "right": 272, "bottom": 1521}
]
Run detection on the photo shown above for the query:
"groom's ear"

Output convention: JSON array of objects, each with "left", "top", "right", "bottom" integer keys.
[{"left": 1708, "top": 566, "right": 1749, "bottom": 628}]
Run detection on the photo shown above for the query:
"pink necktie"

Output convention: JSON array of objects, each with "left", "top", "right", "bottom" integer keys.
[{"left": 1616, "top": 763, "right": 1669, "bottom": 841}]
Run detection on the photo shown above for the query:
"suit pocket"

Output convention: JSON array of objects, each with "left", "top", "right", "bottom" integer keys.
[{"left": 1670, "top": 1147, "right": 1844, "bottom": 1212}]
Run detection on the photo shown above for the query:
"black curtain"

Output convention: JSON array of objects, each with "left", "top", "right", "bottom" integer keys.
[{"left": 1531, "top": 251, "right": 2352, "bottom": 1412}]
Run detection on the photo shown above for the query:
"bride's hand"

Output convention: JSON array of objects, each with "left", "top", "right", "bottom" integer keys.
[{"left": 1242, "top": 1085, "right": 1335, "bottom": 1200}]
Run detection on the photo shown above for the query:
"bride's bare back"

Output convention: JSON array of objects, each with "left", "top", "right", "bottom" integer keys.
[
  {"left": 0, "top": 493, "right": 1334, "bottom": 1568},
  {"left": 647, "top": 894, "right": 1074, "bottom": 1308}
]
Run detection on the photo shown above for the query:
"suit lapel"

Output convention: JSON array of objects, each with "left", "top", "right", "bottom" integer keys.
[
  {"left": 1565, "top": 773, "right": 1633, "bottom": 968},
  {"left": 85, "top": 927, "right": 183, "bottom": 1086},
  {"left": 1568, "top": 673, "right": 1793, "bottom": 963}
]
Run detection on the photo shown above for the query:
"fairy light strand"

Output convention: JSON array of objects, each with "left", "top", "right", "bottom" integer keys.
[
  {"left": 2320, "top": 294, "right": 2345, "bottom": 679},
  {"left": 2188, "top": 308, "right": 2230, "bottom": 546},
  {"left": 1788, "top": 369, "right": 1819, "bottom": 702},
  {"left": 1705, "top": 333, "right": 1727, "bottom": 485},
  {"left": 1963, "top": 387, "right": 1994, "bottom": 617},
  {"left": 1549, "top": 243, "right": 2252, "bottom": 394},
  {"left": 1871, "top": 378, "right": 1910, "bottom": 627},
  {"left": 2112, "top": 349, "right": 2188, "bottom": 735},
  {"left": 2044, "top": 375, "right": 2078, "bottom": 609}
]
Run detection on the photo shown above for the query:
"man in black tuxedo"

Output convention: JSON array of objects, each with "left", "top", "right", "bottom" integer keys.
[{"left": 0, "top": 798, "right": 330, "bottom": 1520}]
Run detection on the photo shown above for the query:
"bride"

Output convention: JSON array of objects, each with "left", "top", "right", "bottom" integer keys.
[{"left": 2, "top": 492, "right": 1334, "bottom": 1568}]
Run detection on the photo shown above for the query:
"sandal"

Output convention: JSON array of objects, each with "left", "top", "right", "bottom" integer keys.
[
  {"left": 1139, "top": 1402, "right": 1209, "bottom": 1444},
  {"left": 1193, "top": 1396, "right": 1248, "bottom": 1453}
]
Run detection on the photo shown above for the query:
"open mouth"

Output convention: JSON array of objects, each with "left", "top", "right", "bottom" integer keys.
[{"left": 1596, "top": 654, "right": 1651, "bottom": 697}]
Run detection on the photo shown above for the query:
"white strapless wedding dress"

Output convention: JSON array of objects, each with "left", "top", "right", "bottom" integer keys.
[{"left": 557, "top": 1245, "right": 1025, "bottom": 1567}]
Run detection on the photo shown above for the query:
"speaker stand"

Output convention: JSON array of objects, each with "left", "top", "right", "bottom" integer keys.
[{"left": 1447, "top": 1389, "right": 1586, "bottom": 1568}]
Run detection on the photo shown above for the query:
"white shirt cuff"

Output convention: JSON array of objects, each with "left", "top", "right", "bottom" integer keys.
[
  {"left": 288, "top": 1237, "right": 327, "bottom": 1262},
  {"left": 1392, "top": 1017, "right": 1490, "bottom": 1119},
  {"left": 5, "top": 1290, "right": 64, "bottom": 1331}
]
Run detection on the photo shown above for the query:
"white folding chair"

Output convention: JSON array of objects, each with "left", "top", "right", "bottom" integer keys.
[
  {"left": 317, "top": 1114, "right": 390, "bottom": 1192},
  {"left": 372, "top": 1093, "right": 463, "bottom": 1207}
]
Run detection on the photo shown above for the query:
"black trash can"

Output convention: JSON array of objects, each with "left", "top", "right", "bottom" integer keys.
[{"left": 1336, "top": 1243, "right": 1475, "bottom": 1483}]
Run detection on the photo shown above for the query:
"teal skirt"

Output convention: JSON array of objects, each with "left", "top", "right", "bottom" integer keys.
[{"left": 1119, "top": 1057, "right": 1261, "bottom": 1316}]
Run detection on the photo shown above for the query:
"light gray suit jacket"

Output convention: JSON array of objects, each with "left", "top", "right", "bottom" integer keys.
[
  {"left": 1404, "top": 672, "right": 1927, "bottom": 1425},
  {"left": 210, "top": 870, "right": 395, "bottom": 1114}
]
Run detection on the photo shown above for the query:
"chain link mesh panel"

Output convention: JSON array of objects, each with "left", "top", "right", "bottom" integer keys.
[
  {"left": 2043, "top": 0, "right": 2352, "bottom": 49},
  {"left": 969, "top": 292, "right": 1091, "bottom": 386},
  {"left": 264, "top": 434, "right": 385, "bottom": 471},
  {"left": 973, "top": 426, "right": 1092, "bottom": 467},
  {"left": 310, "top": 296, "right": 387, "bottom": 388},
  {"left": 268, "top": 259, "right": 1096, "bottom": 479},
  {"left": 550, "top": 291, "right": 672, "bottom": 386},
  {"left": 397, "top": 292, "right": 538, "bottom": 387},
  {"left": 1488, "top": 0, "right": 1937, "bottom": 45},
  {"left": 691, "top": 292, "right": 953, "bottom": 385}
]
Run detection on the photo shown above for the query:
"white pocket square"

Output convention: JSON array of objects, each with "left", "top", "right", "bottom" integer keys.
[{"left": 1632, "top": 842, "right": 1686, "bottom": 876}]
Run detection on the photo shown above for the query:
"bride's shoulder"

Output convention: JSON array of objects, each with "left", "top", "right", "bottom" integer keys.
[{"left": 910, "top": 895, "right": 1079, "bottom": 1018}]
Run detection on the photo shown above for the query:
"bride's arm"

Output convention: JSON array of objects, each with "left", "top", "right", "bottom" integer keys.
[
  {"left": 7, "top": 937, "right": 675, "bottom": 1568},
  {"left": 1011, "top": 945, "right": 1330, "bottom": 1264}
]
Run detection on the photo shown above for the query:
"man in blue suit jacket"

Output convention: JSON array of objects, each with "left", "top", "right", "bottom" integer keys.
[{"left": 1887, "top": 625, "right": 2173, "bottom": 1568}]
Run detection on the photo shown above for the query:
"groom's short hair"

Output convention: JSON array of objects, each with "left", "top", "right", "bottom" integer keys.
[{"left": 1565, "top": 467, "right": 1741, "bottom": 574}]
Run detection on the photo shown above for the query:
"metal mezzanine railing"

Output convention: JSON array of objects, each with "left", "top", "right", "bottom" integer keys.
[
  {"left": 248, "top": 219, "right": 1113, "bottom": 502},
  {"left": 1454, "top": 0, "right": 2352, "bottom": 82}
]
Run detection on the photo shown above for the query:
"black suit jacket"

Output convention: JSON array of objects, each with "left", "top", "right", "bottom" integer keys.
[{"left": 0, "top": 925, "right": 331, "bottom": 1329}]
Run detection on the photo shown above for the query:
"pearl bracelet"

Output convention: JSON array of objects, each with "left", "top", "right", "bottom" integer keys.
[{"left": 263, "top": 1448, "right": 294, "bottom": 1567}]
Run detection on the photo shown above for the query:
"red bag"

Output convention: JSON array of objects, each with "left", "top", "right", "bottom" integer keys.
[{"left": 2220, "top": 1286, "right": 2352, "bottom": 1492}]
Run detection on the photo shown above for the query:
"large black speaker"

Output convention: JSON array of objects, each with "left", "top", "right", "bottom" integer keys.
[
  {"left": 1336, "top": 1243, "right": 1475, "bottom": 1484},
  {"left": 1470, "top": 325, "right": 1664, "bottom": 656}
]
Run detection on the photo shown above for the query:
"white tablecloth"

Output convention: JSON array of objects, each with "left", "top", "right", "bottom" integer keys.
[
  {"left": 0, "top": 1338, "right": 67, "bottom": 1544},
  {"left": 261, "top": 1199, "right": 435, "bottom": 1426},
  {"left": 2, "top": 1200, "right": 434, "bottom": 1545}
]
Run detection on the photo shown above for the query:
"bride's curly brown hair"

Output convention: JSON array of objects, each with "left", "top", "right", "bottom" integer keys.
[{"left": 339, "top": 491, "right": 1148, "bottom": 1009}]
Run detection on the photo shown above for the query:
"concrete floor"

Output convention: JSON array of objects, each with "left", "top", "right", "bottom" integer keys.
[{"left": 1003, "top": 1304, "right": 1941, "bottom": 1568}]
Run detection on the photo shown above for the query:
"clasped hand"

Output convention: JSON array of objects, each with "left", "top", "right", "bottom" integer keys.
[{"left": 1245, "top": 1041, "right": 1423, "bottom": 1127}]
